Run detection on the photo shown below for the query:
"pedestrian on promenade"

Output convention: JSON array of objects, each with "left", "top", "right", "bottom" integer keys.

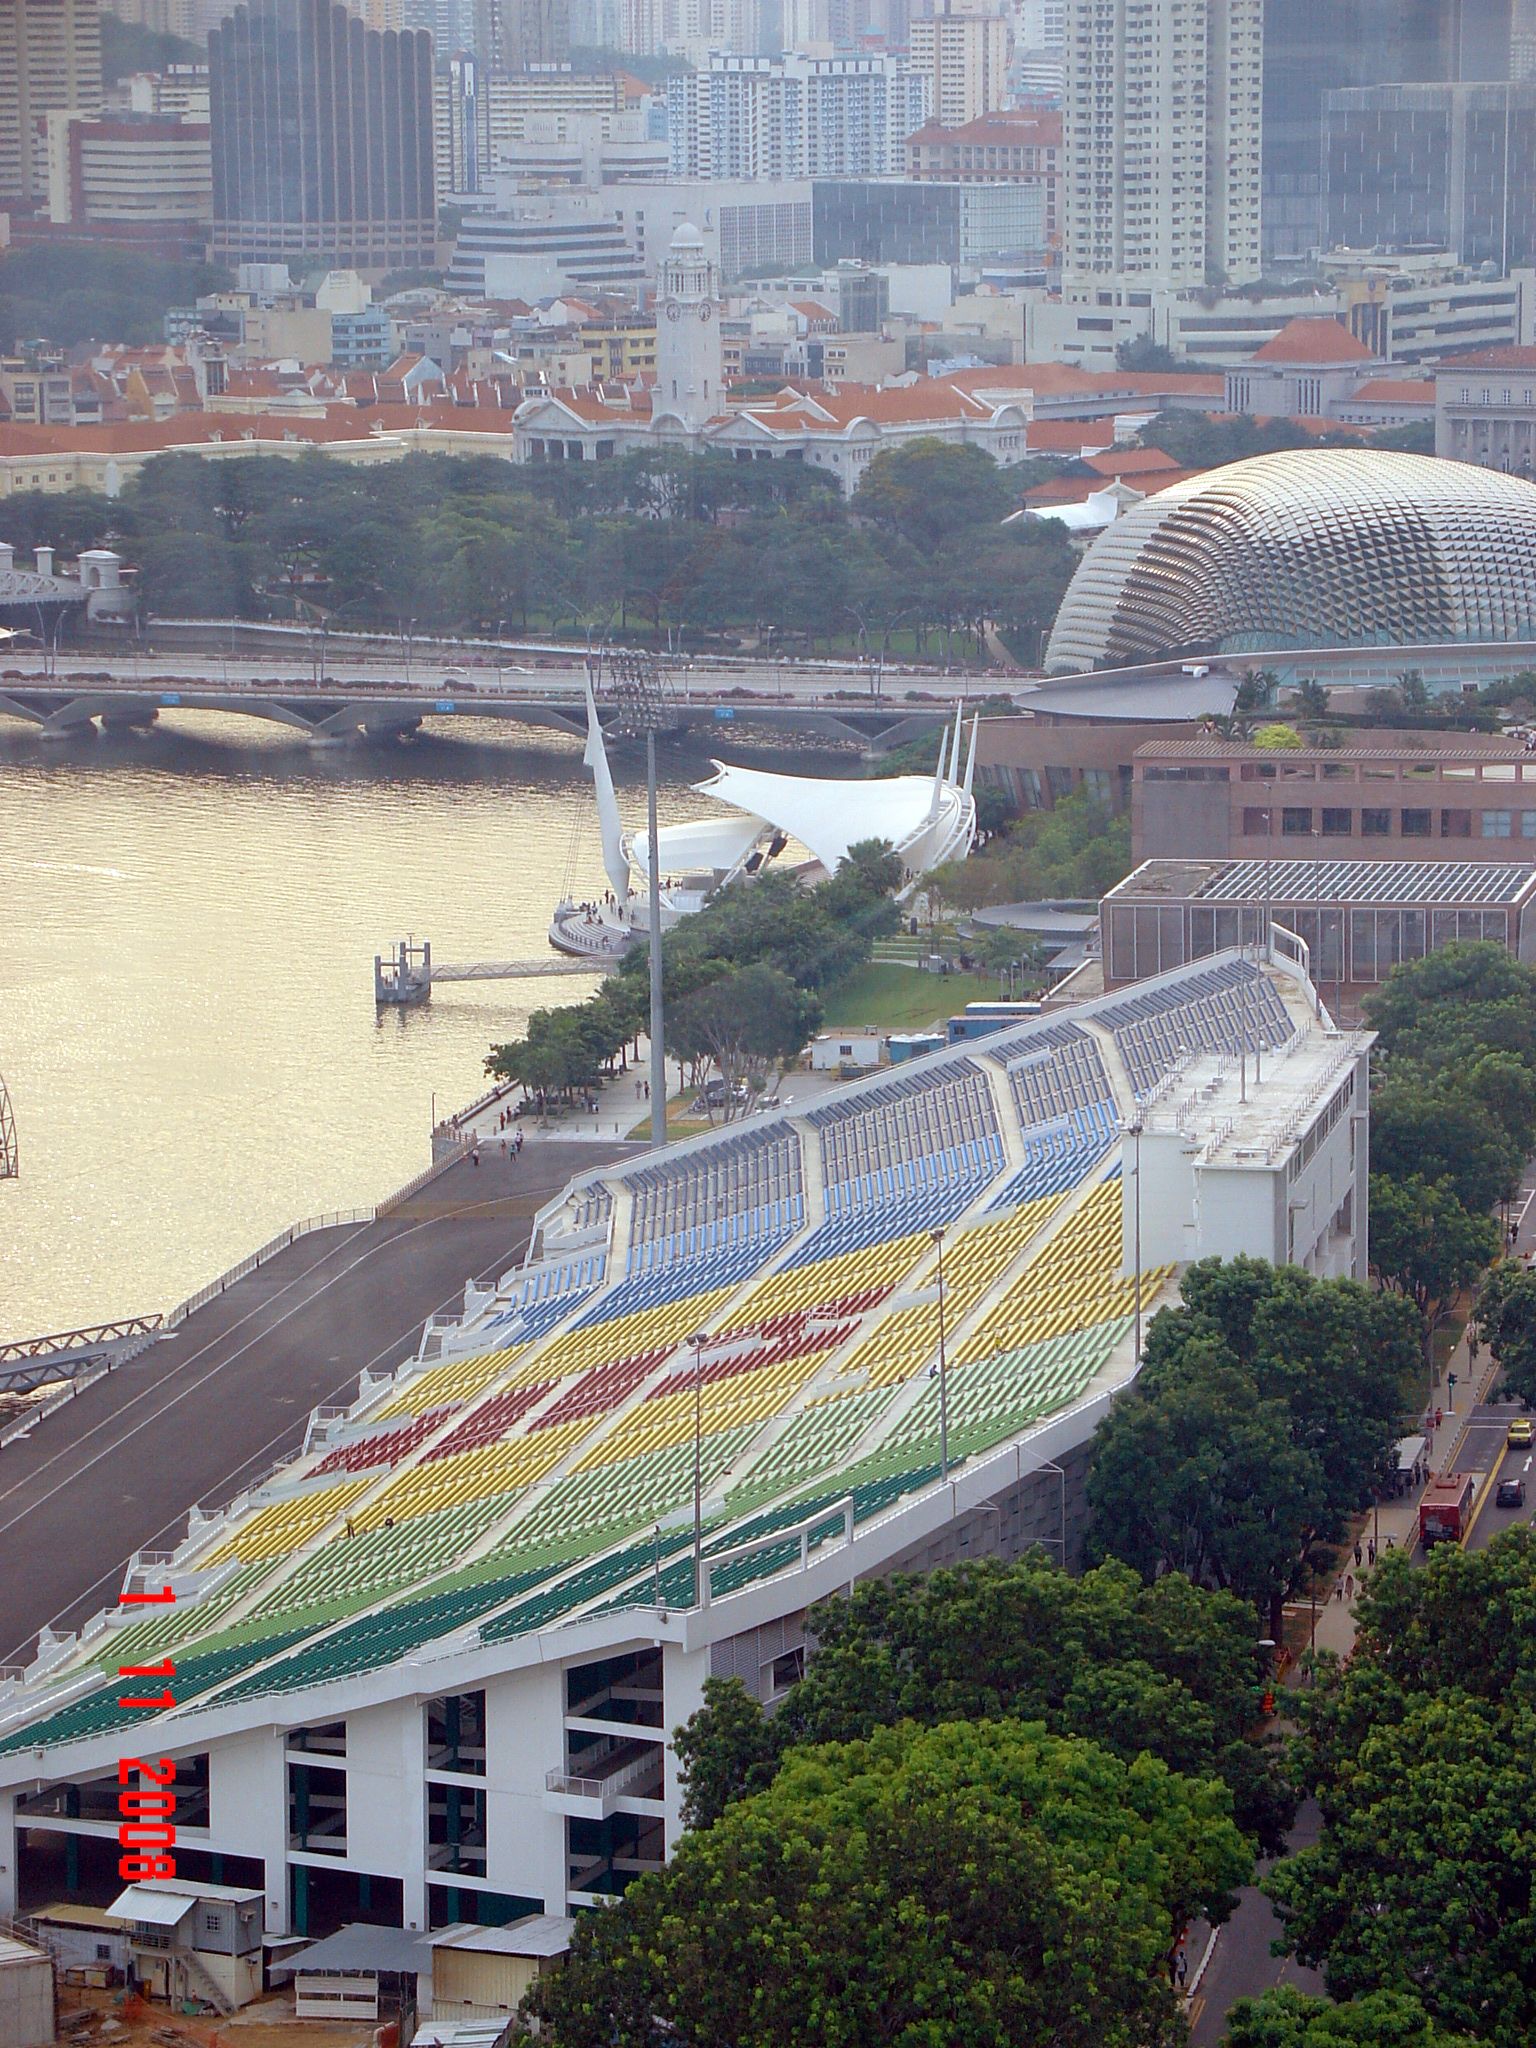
[
  {"left": 1335, "top": 1581, "right": 1343, "bottom": 1602},
  {"left": 1367, "top": 1537, "right": 1377, "bottom": 1566},
  {"left": 1386, "top": 1534, "right": 1396, "bottom": 1549},
  {"left": 1354, "top": 1541, "right": 1362, "bottom": 1567},
  {"left": 1345, "top": 1573, "right": 1355, "bottom": 1601},
  {"left": 471, "top": 1145, "right": 481, "bottom": 1168}
]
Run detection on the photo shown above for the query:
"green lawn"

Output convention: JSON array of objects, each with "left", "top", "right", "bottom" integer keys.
[{"left": 820, "top": 963, "right": 985, "bottom": 1033}]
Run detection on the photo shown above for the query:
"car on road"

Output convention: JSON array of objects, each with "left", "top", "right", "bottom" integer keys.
[
  {"left": 1507, "top": 1416, "right": 1534, "bottom": 1448},
  {"left": 1497, "top": 1476, "right": 1527, "bottom": 1508}
]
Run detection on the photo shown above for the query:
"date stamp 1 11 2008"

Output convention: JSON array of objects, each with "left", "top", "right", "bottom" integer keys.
[{"left": 115, "top": 1583, "right": 179, "bottom": 1881}]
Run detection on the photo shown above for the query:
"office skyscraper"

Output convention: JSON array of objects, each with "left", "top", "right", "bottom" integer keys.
[
  {"left": 1263, "top": 0, "right": 1529, "bottom": 263},
  {"left": 1323, "top": 81, "right": 1536, "bottom": 270},
  {"left": 0, "top": 0, "right": 102, "bottom": 203},
  {"left": 1061, "top": 0, "right": 1262, "bottom": 299},
  {"left": 208, "top": 0, "right": 434, "bottom": 269}
]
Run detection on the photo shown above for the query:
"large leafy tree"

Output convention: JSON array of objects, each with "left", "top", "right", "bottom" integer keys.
[
  {"left": 1223, "top": 1986, "right": 1488, "bottom": 2048},
  {"left": 854, "top": 437, "right": 1017, "bottom": 553},
  {"left": 1370, "top": 1077, "right": 1523, "bottom": 1216},
  {"left": 1087, "top": 1260, "right": 1416, "bottom": 1635},
  {"left": 1472, "top": 1259, "right": 1536, "bottom": 1408},
  {"left": 527, "top": 1718, "right": 1252, "bottom": 2048},
  {"left": 666, "top": 960, "right": 822, "bottom": 1103},
  {"left": 1370, "top": 1173, "right": 1500, "bottom": 1365},
  {"left": 1363, "top": 942, "right": 1536, "bottom": 1071},
  {"left": 1267, "top": 1534, "right": 1536, "bottom": 2048},
  {"left": 674, "top": 1553, "right": 1294, "bottom": 1852}
]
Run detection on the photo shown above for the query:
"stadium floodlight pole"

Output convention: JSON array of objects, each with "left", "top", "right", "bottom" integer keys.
[
  {"left": 647, "top": 729, "right": 666, "bottom": 1146},
  {"left": 1128, "top": 1115, "right": 1145, "bottom": 1365},
  {"left": 605, "top": 649, "right": 673, "bottom": 1149},
  {"left": 690, "top": 1331, "right": 708, "bottom": 1605},
  {"left": 930, "top": 1228, "right": 950, "bottom": 1478}
]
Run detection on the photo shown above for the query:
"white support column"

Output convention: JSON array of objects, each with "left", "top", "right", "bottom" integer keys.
[
  {"left": 485, "top": 1665, "right": 568, "bottom": 1915},
  {"left": 0, "top": 1789, "right": 17, "bottom": 1921},
  {"left": 210, "top": 1731, "right": 290, "bottom": 1936}
]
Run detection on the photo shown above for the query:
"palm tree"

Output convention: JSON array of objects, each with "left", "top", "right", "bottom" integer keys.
[{"left": 1290, "top": 677, "right": 1332, "bottom": 722}]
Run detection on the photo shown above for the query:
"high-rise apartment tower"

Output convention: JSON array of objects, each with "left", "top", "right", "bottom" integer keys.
[
  {"left": 909, "top": 0, "right": 1011, "bottom": 127},
  {"left": 208, "top": 0, "right": 435, "bottom": 269},
  {"left": 1061, "top": 0, "right": 1262, "bottom": 298},
  {"left": 0, "top": 0, "right": 102, "bottom": 203}
]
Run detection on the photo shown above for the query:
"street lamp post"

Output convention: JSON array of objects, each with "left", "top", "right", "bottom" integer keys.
[
  {"left": 930, "top": 1229, "right": 950, "bottom": 1478},
  {"left": 689, "top": 1331, "right": 708, "bottom": 1604},
  {"left": 1127, "top": 1117, "right": 1145, "bottom": 1364}
]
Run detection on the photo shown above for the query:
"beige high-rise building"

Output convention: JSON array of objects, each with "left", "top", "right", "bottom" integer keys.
[
  {"left": 0, "top": 0, "right": 103, "bottom": 201},
  {"left": 909, "top": 0, "right": 1011, "bottom": 128},
  {"left": 1062, "top": 0, "right": 1261, "bottom": 299}
]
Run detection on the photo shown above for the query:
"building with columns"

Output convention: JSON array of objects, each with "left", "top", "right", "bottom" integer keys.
[{"left": 512, "top": 218, "right": 1032, "bottom": 490}]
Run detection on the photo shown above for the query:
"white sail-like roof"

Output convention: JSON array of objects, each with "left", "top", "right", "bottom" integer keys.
[
  {"left": 693, "top": 754, "right": 974, "bottom": 882},
  {"left": 628, "top": 813, "right": 770, "bottom": 878}
]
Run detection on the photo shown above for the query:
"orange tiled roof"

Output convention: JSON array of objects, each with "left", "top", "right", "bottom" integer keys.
[
  {"left": 1435, "top": 344, "right": 1536, "bottom": 370},
  {"left": 1250, "top": 316, "right": 1375, "bottom": 365},
  {"left": 1346, "top": 378, "right": 1435, "bottom": 402},
  {"left": 1082, "top": 445, "right": 1181, "bottom": 477},
  {"left": 906, "top": 108, "right": 1061, "bottom": 148}
]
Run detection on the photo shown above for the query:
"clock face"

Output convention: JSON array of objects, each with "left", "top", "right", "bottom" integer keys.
[
  {"left": 699, "top": 301, "right": 713, "bottom": 322},
  {"left": 665, "top": 300, "right": 682, "bottom": 322}
]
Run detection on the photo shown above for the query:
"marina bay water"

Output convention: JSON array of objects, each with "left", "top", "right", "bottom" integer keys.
[{"left": 0, "top": 712, "right": 721, "bottom": 1338}]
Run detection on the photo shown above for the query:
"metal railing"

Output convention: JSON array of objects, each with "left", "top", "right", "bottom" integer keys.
[{"left": 0, "top": 1316, "right": 163, "bottom": 1365}]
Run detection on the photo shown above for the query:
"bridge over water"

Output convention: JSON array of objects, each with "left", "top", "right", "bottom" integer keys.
[{"left": 0, "top": 663, "right": 962, "bottom": 754}]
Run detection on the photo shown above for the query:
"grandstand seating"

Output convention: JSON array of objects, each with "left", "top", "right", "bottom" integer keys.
[
  {"left": 627, "top": 1126, "right": 804, "bottom": 1274},
  {"left": 789, "top": 1062, "right": 1005, "bottom": 1265},
  {"left": 374, "top": 1345, "right": 528, "bottom": 1420},
  {"left": 0, "top": 952, "right": 1313, "bottom": 1760}
]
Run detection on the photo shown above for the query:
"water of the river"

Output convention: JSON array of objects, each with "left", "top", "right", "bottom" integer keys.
[{"left": 0, "top": 712, "right": 734, "bottom": 1337}]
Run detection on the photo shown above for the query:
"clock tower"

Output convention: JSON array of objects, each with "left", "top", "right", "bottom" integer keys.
[{"left": 655, "top": 221, "right": 723, "bottom": 436}]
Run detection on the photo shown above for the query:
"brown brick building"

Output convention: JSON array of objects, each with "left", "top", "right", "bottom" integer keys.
[{"left": 1132, "top": 734, "right": 1536, "bottom": 866}]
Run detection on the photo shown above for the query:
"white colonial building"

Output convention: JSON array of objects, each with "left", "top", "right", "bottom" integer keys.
[{"left": 511, "top": 220, "right": 1032, "bottom": 495}]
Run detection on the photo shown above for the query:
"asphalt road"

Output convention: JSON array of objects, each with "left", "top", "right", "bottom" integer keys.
[
  {"left": 0, "top": 1139, "right": 633, "bottom": 1665},
  {"left": 1189, "top": 1801, "right": 1327, "bottom": 2047},
  {"left": 1462, "top": 1402, "right": 1536, "bottom": 1551}
]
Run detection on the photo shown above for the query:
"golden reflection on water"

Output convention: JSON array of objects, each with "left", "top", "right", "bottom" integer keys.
[{"left": 0, "top": 712, "right": 712, "bottom": 1335}]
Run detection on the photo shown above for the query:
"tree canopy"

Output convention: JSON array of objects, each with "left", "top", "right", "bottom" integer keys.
[
  {"left": 675, "top": 1552, "right": 1294, "bottom": 1851},
  {"left": 0, "top": 245, "right": 231, "bottom": 352},
  {"left": 1472, "top": 1257, "right": 1536, "bottom": 1409},
  {"left": 1223, "top": 1987, "right": 1488, "bottom": 2048},
  {"left": 33, "top": 441, "right": 1074, "bottom": 662},
  {"left": 487, "top": 847, "right": 900, "bottom": 1105},
  {"left": 928, "top": 789, "right": 1132, "bottom": 911},
  {"left": 1266, "top": 1533, "right": 1536, "bottom": 2048},
  {"left": 1086, "top": 1259, "right": 1417, "bottom": 1635},
  {"left": 527, "top": 1717, "right": 1252, "bottom": 2048},
  {"left": 1369, "top": 1172, "right": 1500, "bottom": 1365}
]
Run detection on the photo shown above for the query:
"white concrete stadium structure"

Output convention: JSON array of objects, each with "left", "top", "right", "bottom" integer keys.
[{"left": 0, "top": 948, "right": 1369, "bottom": 1946}]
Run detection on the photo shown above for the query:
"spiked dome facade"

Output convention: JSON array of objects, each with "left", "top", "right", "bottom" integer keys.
[{"left": 1044, "top": 449, "right": 1536, "bottom": 673}]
